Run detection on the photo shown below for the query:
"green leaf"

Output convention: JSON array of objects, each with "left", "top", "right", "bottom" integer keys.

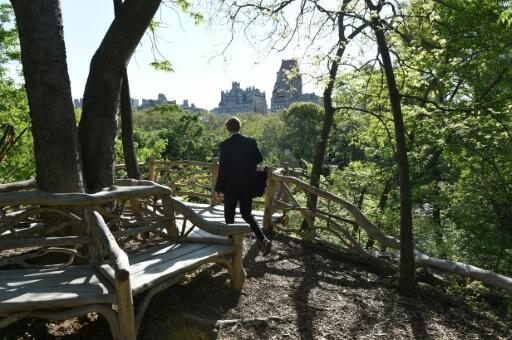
[{"left": 149, "top": 60, "right": 174, "bottom": 73}]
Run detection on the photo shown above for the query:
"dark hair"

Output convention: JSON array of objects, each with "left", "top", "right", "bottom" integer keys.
[{"left": 225, "top": 117, "right": 241, "bottom": 133}]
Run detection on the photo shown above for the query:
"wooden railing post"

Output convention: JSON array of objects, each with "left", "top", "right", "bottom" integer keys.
[
  {"left": 277, "top": 162, "right": 290, "bottom": 226},
  {"left": 277, "top": 162, "right": 289, "bottom": 202},
  {"left": 302, "top": 206, "right": 315, "bottom": 241},
  {"left": 263, "top": 166, "right": 275, "bottom": 234},
  {"left": 211, "top": 157, "right": 219, "bottom": 205},
  {"left": 146, "top": 157, "right": 156, "bottom": 182},
  {"left": 283, "top": 162, "right": 289, "bottom": 176}
]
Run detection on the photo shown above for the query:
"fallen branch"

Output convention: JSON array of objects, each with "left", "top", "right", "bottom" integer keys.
[
  {"left": 178, "top": 312, "right": 291, "bottom": 328},
  {"left": 216, "top": 315, "right": 290, "bottom": 326}
]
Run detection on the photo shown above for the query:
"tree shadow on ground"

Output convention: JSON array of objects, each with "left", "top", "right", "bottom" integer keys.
[
  {"left": 406, "top": 307, "right": 432, "bottom": 340},
  {"left": 292, "top": 247, "right": 320, "bottom": 340},
  {"left": 137, "top": 267, "right": 243, "bottom": 340},
  {"left": 241, "top": 235, "right": 322, "bottom": 339}
]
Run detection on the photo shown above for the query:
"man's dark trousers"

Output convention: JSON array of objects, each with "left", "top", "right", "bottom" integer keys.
[{"left": 223, "top": 191, "right": 265, "bottom": 243}]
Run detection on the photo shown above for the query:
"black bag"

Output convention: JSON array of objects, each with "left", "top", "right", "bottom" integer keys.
[{"left": 253, "top": 167, "right": 268, "bottom": 197}]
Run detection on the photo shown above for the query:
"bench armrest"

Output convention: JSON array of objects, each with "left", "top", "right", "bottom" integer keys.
[
  {"left": 85, "top": 208, "right": 130, "bottom": 281},
  {"left": 0, "top": 181, "right": 171, "bottom": 207},
  {"left": 170, "top": 198, "right": 251, "bottom": 236}
]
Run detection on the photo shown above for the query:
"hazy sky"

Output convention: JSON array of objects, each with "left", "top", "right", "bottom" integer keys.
[{"left": 61, "top": 0, "right": 321, "bottom": 110}]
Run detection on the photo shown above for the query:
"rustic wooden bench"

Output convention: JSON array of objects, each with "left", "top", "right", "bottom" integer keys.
[{"left": 0, "top": 179, "right": 250, "bottom": 339}]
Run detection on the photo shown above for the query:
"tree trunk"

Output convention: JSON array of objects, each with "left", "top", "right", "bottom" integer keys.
[
  {"left": 493, "top": 202, "right": 511, "bottom": 271},
  {"left": 11, "top": 0, "right": 83, "bottom": 193},
  {"left": 367, "top": 0, "right": 417, "bottom": 297},
  {"left": 304, "top": 10, "right": 347, "bottom": 239},
  {"left": 120, "top": 69, "right": 140, "bottom": 179},
  {"left": 79, "top": 0, "right": 161, "bottom": 192},
  {"left": 114, "top": 0, "right": 140, "bottom": 180},
  {"left": 304, "top": 10, "right": 369, "bottom": 238},
  {"left": 366, "top": 178, "right": 393, "bottom": 250},
  {"left": 429, "top": 148, "right": 445, "bottom": 258}
]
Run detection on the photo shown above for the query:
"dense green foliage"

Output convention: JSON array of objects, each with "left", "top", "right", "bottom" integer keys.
[
  {"left": 324, "top": 0, "right": 512, "bottom": 274},
  {"left": 0, "top": 3, "right": 32, "bottom": 183},
  {"left": 281, "top": 102, "right": 324, "bottom": 164},
  {"left": 120, "top": 102, "right": 325, "bottom": 167},
  {"left": 120, "top": 104, "right": 221, "bottom": 162}
]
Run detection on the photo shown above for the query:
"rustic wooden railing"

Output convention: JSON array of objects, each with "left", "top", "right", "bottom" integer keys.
[
  {"left": 117, "top": 158, "right": 512, "bottom": 295},
  {"left": 116, "top": 157, "right": 218, "bottom": 205},
  {"left": 115, "top": 157, "right": 268, "bottom": 207}
]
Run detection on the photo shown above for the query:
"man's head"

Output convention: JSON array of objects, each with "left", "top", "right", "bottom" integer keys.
[{"left": 225, "top": 117, "right": 241, "bottom": 133}]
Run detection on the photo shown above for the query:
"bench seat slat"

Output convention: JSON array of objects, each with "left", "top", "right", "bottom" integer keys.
[
  {"left": 0, "top": 236, "right": 90, "bottom": 250},
  {"left": 130, "top": 243, "right": 235, "bottom": 295},
  {"left": 176, "top": 217, "right": 228, "bottom": 239},
  {"left": 130, "top": 243, "right": 231, "bottom": 275},
  {"left": 178, "top": 220, "right": 227, "bottom": 240},
  {"left": 101, "top": 243, "right": 236, "bottom": 296},
  {"left": 129, "top": 243, "right": 231, "bottom": 275},
  {"left": 99, "top": 243, "right": 215, "bottom": 281},
  {"left": 0, "top": 266, "right": 114, "bottom": 313},
  {"left": 0, "top": 266, "right": 105, "bottom": 282},
  {"left": 128, "top": 242, "right": 203, "bottom": 265}
]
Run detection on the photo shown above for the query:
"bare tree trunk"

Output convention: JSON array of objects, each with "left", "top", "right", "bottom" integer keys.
[
  {"left": 79, "top": 0, "right": 160, "bottom": 192},
  {"left": 492, "top": 201, "right": 511, "bottom": 271},
  {"left": 305, "top": 8, "right": 367, "bottom": 238},
  {"left": 114, "top": 0, "right": 140, "bottom": 180},
  {"left": 11, "top": 0, "right": 83, "bottom": 193},
  {"left": 120, "top": 69, "right": 140, "bottom": 179},
  {"left": 366, "top": 178, "right": 393, "bottom": 250},
  {"left": 367, "top": 0, "right": 417, "bottom": 297},
  {"left": 428, "top": 149, "right": 445, "bottom": 258}
]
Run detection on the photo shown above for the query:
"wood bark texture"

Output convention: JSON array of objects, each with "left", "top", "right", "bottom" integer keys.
[
  {"left": 367, "top": 1, "right": 417, "bottom": 296},
  {"left": 79, "top": 0, "right": 161, "bottom": 192},
  {"left": 11, "top": 0, "right": 83, "bottom": 193}
]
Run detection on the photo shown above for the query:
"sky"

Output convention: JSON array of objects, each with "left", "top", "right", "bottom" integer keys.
[{"left": 61, "top": 0, "right": 322, "bottom": 111}]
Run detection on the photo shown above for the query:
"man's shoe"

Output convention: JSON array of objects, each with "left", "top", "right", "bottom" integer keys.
[{"left": 261, "top": 239, "right": 272, "bottom": 257}]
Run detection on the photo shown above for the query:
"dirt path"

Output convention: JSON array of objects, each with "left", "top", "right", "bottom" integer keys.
[{"left": 1, "top": 235, "right": 511, "bottom": 339}]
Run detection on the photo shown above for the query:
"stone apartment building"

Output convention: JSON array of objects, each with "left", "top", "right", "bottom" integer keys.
[
  {"left": 271, "top": 59, "right": 320, "bottom": 111},
  {"left": 214, "top": 82, "right": 268, "bottom": 114}
]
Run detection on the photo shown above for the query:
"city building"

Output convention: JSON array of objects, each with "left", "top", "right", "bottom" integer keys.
[
  {"left": 140, "top": 93, "right": 170, "bottom": 109},
  {"left": 214, "top": 82, "right": 268, "bottom": 114},
  {"left": 74, "top": 97, "right": 140, "bottom": 110},
  {"left": 139, "top": 98, "right": 157, "bottom": 109},
  {"left": 73, "top": 98, "right": 83, "bottom": 108},
  {"left": 180, "top": 99, "right": 206, "bottom": 113},
  {"left": 157, "top": 93, "right": 168, "bottom": 105},
  {"left": 130, "top": 98, "right": 140, "bottom": 108},
  {"left": 138, "top": 94, "right": 204, "bottom": 112},
  {"left": 271, "top": 59, "right": 320, "bottom": 111}
]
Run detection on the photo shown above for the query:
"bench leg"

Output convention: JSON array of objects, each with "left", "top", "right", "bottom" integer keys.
[
  {"left": 115, "top": 277, "right": 136, "bottom": 340},
  {"left": 231, "top": 234, "right": 246, "bottom": 291},
  {"left": 134, "top": 275, "right": 184, "bottom": 335},
  {"left": 215, "top": 257, "right": 234, "bottom": 283}
]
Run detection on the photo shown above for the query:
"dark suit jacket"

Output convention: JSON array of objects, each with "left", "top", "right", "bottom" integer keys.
[{"left": 214, "top": 133, "right": 263, "bottom": 195}]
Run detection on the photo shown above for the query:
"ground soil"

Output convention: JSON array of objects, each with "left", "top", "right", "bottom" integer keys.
[{"left": 1, "top": 234, "right": 511, "bottom": 339}]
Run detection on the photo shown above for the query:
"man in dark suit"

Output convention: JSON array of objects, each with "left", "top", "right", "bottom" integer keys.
[{"left": 214, "top": 117, "right": 271, "bottom": 256}]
